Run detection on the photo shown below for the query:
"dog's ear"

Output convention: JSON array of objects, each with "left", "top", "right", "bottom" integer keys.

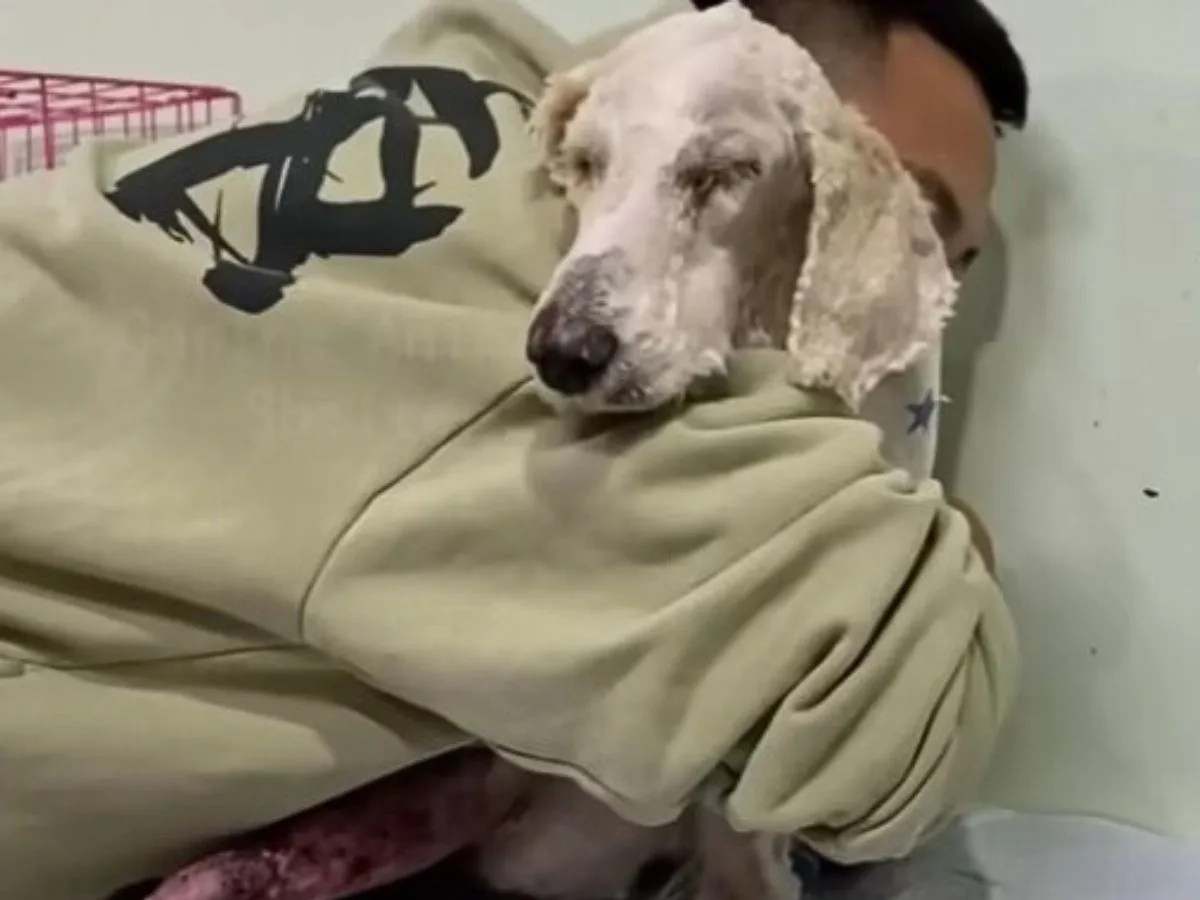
[
  {"left": 528, "top": 62, "right": 597, "bottom": 190},
  {"left": 780, "top": 58, "right": 959, "bottom": 411}
]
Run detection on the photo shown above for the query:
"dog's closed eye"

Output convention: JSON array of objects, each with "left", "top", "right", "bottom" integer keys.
[{"left": 677, "top": 158, "right": 762, "bottom": 205}]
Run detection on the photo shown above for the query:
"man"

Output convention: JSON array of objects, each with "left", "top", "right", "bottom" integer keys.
[{"left": 0, "top": 1, "right": 1017, "bottom": 898}]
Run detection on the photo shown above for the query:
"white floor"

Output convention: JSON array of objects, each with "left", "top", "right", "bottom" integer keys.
[{"left": 3, "top": 0, "right": 1198, "bottom": 846}]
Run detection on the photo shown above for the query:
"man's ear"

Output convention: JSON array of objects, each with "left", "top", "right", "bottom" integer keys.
[
  {"left": 779, "top": 53, "right": 959, "bottom": 411},
  {"left": 528, "top": 62, "right": 597, "bottom": 191}
]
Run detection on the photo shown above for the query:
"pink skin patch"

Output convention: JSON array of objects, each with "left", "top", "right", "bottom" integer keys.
[{"left": 149, "top": 751, "right": 523, "bottom": 900}]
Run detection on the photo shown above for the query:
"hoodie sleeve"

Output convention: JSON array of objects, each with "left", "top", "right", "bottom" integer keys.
[{"left": 303, "top": 351, "right": 1019, "bottom": 864}]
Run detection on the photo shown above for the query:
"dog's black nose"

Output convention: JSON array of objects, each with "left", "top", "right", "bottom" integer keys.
[{"left": 526, "top": 305, "right": 618, "bottom": 395}]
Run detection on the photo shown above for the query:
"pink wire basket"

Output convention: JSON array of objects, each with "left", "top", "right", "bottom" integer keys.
[{"left": 0, "top": 69, "right": 241, "bottom": 180}]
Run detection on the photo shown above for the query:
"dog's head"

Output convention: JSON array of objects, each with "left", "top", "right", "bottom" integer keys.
[{"left": 525, "top": 2, "right": 957, "bottom": 414}]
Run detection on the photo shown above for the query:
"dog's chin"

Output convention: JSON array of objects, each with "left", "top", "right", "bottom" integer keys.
[
  {"left": 533, "top": 380, "right": 674, "bottom": 418},
  {"left": 533, "top": 372, "right": 729, "bottom": 419}
]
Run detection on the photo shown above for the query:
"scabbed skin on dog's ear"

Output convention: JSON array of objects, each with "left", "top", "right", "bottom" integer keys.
[
  {"left": 528, "top": 62, "right": 597, "bottom": 192},
  {"left": 776, "top": 44, "right": 959, "bottom": 411}
]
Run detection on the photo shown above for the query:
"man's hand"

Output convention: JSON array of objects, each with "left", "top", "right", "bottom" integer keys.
[{"left": 947, "top": 496, "right": 997, "bottom": 574}]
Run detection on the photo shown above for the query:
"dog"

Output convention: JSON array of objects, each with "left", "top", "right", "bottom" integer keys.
[
  {"left": 476, "top": 3, "right": 958, "bottom": 899},
  {"left": 525, "top": 3, "right": 953, "bottom": 417}
]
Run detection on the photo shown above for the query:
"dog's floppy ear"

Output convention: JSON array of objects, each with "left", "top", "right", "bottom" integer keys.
[
  {"left": 779, "top": 54, "right": 959, "bottom": 411},
  {"left": 528, "top": 62, "right": 597, "bottom": 190}
]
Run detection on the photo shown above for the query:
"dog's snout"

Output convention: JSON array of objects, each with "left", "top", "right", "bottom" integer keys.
[{"left": 526, "top": 304, "right": 618, "bottom": 396}]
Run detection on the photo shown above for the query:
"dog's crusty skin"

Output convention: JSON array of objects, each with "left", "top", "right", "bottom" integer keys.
[
  {"left": 526, "top": 2, "right": 956, "bottom": 415},
  {"left": 147, "top": 751, "right": 521, "bottom": 900},
  {"left": 528, "top": 20, "right": 813, "bottom": 414}
]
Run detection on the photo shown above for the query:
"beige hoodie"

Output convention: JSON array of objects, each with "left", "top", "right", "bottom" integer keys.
[{"left": 0, "top": 3, "right": 1015, "bottom": 898}]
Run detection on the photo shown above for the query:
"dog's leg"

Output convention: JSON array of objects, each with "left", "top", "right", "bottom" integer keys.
[
  {"left": 688, "top": 809, "right": 801, "bottom": 900},
  {"left": 476, "top": 775, "right": 684, "bottom": 900}
]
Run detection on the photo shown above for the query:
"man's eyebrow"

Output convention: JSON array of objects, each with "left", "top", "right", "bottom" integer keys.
[{"left": 905, "top": 164, "right": 962, "bottom": 239}]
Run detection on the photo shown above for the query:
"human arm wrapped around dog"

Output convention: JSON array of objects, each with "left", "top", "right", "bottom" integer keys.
[{"left": 294, "top": 349, "right": 1015, "bottom": 864}]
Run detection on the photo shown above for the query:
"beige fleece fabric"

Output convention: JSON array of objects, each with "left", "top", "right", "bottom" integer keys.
[{"left": 0, "top": 2, "right": 1015, "bottom": 898}]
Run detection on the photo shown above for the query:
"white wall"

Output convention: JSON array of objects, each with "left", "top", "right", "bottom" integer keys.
[
  {"left": 4, "top": 0, "right": 1198, "bottom": 845},
  {"left": 950, "top": 0, "right": 1200, "bottom": 840},
  {"left": 0, "top": 0, "right": 655, "bottom": 107}
]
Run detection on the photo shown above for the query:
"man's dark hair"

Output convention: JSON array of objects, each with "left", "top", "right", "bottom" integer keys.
[{"left": 694, "top": 0, "right": 1029, "bottom": 130}]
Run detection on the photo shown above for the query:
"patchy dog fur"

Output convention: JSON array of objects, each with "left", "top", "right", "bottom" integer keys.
[{"left": 525, "top": 1, "right": 955, "bottom": 416}]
